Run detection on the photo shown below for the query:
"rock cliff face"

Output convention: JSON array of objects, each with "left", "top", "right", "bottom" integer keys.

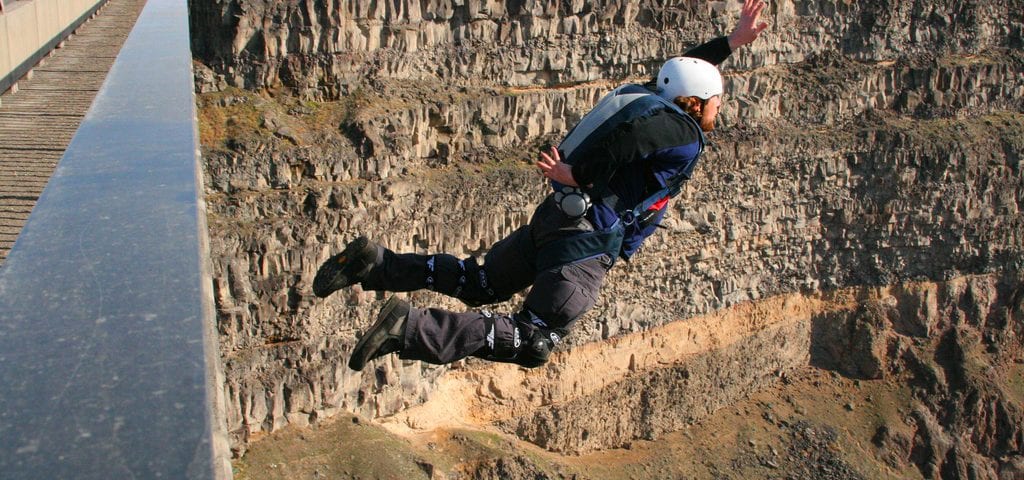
[{"left": 189, "top": 0, "right": 1024, "bottom": 475}]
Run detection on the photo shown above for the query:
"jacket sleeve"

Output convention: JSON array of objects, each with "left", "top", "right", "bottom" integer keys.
[{"left": 682, "top": 36, "right": 733, "bottom": 66}]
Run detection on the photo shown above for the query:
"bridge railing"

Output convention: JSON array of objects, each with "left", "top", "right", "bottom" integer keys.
[
  {"left": 0, "top": 0, "right": 108, "bottom": 94},
  {"left": 0, "top": 0, "right": 231, "bottom": 478}
]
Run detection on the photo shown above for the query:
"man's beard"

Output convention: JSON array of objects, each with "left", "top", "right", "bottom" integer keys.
[{"left": 699, "top": 115, "right": 715, "bottom": 132}]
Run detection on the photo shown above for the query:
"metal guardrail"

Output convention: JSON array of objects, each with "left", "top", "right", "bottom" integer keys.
[{"left": 0, "top": 0, "right": 230, "bottom": 478}]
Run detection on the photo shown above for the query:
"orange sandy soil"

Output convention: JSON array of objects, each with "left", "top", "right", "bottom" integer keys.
[{"left": 229, "top": 362, "right": 1008, "bottom": 479}]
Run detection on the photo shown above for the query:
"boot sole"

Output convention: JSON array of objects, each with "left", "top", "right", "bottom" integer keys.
[
  {"left": 348, "top": 296, "right": 405, "bottom": 371},
  {"left": 313, "top": 237, "right": 374, "bottom": 298}
]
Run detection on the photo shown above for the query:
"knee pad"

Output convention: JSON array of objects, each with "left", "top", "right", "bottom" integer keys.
[
  {"left": 482, "top": 310, "right": 563, "bottom": 368},
  {"left": 517, "top": 328, "right": 556, "bottom": 368},
  {"left": 424, "top": 254, "right": 466, "bottom": 294},
  {"left": 429, "top": 256, "right": 500, "bottom": 307}
]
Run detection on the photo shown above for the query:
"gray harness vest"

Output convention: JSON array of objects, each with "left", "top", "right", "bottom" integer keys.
[{"left": 536, "top": 85, "right": 705, "bottom": 271}]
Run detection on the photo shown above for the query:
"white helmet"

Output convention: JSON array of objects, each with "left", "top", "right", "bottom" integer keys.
[{"left": 656, "top": 57, "right": 723, "bottom": 101}]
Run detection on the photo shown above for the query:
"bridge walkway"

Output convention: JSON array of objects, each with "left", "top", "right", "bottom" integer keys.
[{"left": 0, "top": 0, "right": 146, "bottom": 263}]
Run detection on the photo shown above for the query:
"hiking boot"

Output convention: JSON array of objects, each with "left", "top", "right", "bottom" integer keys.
[
  {"left": 313, "top": 236, "right": 379, "bottom": 298},
  {"left": 348, "top": 296, "right": 409, "bottom": 371}
]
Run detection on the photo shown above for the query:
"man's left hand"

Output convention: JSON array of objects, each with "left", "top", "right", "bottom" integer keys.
[
  {"left": 728, "top": 0, "right": 770, "bottom": 50},
  {"left": 536, "top": 146, "right": 579, "bottom": 186}
]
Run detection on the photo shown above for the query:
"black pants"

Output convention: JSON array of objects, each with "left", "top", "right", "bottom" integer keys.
[{"left": 360, "top": 195, "right": 612, "bottom": 367}]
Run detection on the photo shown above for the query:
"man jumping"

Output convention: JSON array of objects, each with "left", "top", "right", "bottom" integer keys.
[{"left": 314, "top": 0, "right": 770, "bottom": 371}]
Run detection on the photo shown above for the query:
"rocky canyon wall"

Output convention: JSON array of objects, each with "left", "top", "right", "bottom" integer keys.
[{"left": 189, "top": 0, "right": 1024, "bottom": 472}]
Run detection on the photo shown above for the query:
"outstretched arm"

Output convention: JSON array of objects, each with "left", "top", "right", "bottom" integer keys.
[{"left": 675, "top": 0, "right": 770, "bottom": 66}]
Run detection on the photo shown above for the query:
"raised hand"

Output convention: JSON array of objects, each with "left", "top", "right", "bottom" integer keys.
[
  {"left": 536, "top": 146, "right": 579, "bottom": 186},
  {"left": 728, "top": 0, "right": 770, "bottom": 50}
]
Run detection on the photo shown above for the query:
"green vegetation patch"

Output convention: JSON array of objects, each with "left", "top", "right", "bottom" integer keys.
[
  {"left": 196, "top": 87, "right": 268, "bottom": 150},
  {"left": 196, "top": 88, "right": 356, "bottom": 152}
]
